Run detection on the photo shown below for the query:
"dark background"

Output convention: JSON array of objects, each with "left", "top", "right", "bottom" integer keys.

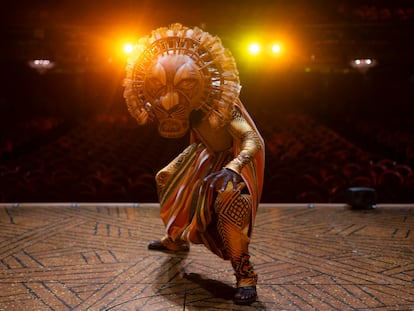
[{"left": 1, "top": 0, "right": 414, "bottom": 203}]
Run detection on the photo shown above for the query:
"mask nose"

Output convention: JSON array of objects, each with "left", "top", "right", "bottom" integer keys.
[{"left": 160, "top": 90, "right": 179, "bottom": 111}]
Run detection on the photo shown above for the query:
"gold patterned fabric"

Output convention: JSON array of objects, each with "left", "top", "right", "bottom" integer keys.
[
  {"left": 156, "top": 101, "right": 264, "bottom": 261},
  {"left": 215, "top": 188, "right": 258, "bottom": 287}
]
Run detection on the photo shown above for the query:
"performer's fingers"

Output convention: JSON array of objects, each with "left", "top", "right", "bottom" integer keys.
[
  {"left": 208, "top": 174, "right": 221, "bottom": 189},
  {"left": 203, "top": 172, "right": 216, "bottom": 184},
  {"left": 220, "top": 174, "right": 232, "bottom": 191},
  {"left": 232, "top": 175, "right": 239, "bottom": 191}
]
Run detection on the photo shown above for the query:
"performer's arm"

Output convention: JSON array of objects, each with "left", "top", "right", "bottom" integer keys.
[
  {"left": 224, "top": 108, "right": 263, "bottom": 175},
  {"left": 204, "top": 107, "right": 263, "bottom": 191}
]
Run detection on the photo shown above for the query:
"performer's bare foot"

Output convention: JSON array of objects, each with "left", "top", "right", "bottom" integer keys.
[{"left": 234, "top": 286, "right": 257, "bottom": 305}]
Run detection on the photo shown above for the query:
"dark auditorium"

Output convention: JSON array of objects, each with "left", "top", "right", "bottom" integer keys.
[{"left": 0, "top": 1, "right": 413, "bottom": 310}]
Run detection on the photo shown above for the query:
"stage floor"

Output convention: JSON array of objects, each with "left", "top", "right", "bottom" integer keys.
[{"left": 0, "top": 203, "right": 413, "bottom": 310}]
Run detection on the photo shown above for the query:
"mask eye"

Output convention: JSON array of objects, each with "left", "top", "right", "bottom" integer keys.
[
  {"left": 145, "top": 78, "right": 164, "bottom": 96},
  {"left": 177, "top": 78, "right": 197, "bottom": 91}
]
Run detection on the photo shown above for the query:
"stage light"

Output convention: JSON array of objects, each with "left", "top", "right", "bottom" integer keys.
[
  {"left": 346, "top": 187, "right": 377, "bottom": 209},
  {"left": 271, "top": 43, "right": 281, "bottom": 54},
  {"left": 123, "top": 43, "right": 134, "bottom": 54},
  {"left": 350, "top": 58, "right": 377, "bottom": 73},
  {"left": 248, "top": 43, "right": 261, "bottom": 55},
  {"left": 238, "top": 33, "right": 295, "bottom": 69},
  {"left": 104, "top": 30, "right": 141, "bottom": 63},
  {"left": 28, "top": 59, "right": 55, "bottom": 74}
]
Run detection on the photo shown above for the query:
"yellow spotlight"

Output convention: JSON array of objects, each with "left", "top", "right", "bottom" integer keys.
[
  {"left": 248, "top": 43, "right": 261, "bottom": 55},
  {"left": 272, "top": 43, "right": 281, "bottom": 54},
  {"left": 123, "top": 43, "right": 134, "bottom": 54}
]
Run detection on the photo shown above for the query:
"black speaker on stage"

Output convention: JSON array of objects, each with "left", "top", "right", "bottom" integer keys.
[{"left": 346, "top": 187, "right": 377, "bottom": 209}]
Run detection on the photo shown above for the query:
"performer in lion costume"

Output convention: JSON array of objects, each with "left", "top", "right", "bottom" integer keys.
[{"left": 124, "top": 23, "right": 265, "bottom": 305}]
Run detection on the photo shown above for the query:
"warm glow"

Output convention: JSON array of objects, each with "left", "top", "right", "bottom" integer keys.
[
  {"left": 103, "top": 29, "right": 143, "bottom": 64},
  {"left": 272, "top": 44, "right": 281, "bottom": 54},
  {"left": 248, "top": 43, "right": 261, "bottom": 55},
  {"left": 123, "top": 43, "right": 134, "bottom": 54}
]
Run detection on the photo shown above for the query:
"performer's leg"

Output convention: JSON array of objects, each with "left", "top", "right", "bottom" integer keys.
[
  {"left": 147, "top": 166, "right": 190, "bottom": 252},
  {"left": 147, "top": 145, "right": 198, "bottom": 252},
  {"left": 215, "top": 192, "right": 258, "bottom": 304}
]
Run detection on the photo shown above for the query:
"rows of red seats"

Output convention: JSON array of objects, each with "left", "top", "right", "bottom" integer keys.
[
  {"left": 1, "top": 112, "right": 413, "bottom": 203},
  {"left": 0, "top": 114, "right": 186, "bottom": 203},
  {"left": 260, "top": 113, "right": 414, "bottom": 203},
  {"left": 340, "top": 115, "right": 414, "bottom": 167}
]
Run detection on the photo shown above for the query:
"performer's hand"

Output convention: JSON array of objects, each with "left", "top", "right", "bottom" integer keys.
[{"left": 204, "top": 168, "right": 242, "bottom": 192}]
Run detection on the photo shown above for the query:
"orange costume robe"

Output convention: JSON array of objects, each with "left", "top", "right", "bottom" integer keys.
[
  {"left": 123, "top": 23, "right": 265, "bottom": 293},
  {"left": 156, "top": 99, "right": 264, "bottom": 265}
]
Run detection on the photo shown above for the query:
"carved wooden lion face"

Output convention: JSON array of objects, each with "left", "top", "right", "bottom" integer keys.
[
  {"left": 124, "top": 24, "right": 240, "bottom": 133},
  {"left": 144, "top": 54, "right": 204, "bottom": 138}
]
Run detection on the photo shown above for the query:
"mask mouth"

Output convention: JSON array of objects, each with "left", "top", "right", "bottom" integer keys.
[{"left": 158, "top": 119, "right": 189, "bottom": 138}]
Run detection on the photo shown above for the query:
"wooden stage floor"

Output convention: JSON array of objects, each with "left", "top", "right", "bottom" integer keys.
[{"left": 0, "top": 203, "right": 413, "bottom": 310}]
